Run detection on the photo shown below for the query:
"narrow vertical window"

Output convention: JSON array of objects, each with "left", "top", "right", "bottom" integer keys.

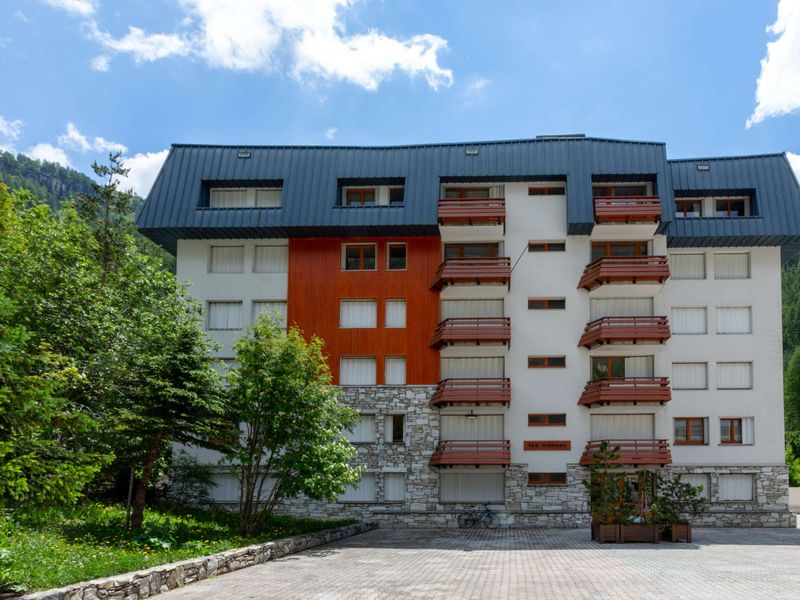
[{"left": 387, "top": 243, "right": 407, "bottom": 270}]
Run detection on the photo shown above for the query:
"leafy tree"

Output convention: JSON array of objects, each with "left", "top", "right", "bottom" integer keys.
[
  {"left": 783, "top": 259, "right": 800, "bottom": 360},
  {"left": 226, "top": 315, "right": 361, "bottom": 535},
  {"left": 784, "top": 345, "right": 800, "bottom": 431}
]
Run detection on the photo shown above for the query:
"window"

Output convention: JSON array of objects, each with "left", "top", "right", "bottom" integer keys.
[
  {"left": 385, "top": 414, "right": 405, "bottom": 443},
  {"left": 717, "top": 362, "right": 752, "bottom": 389},
  {"left": 590, "top": 297, "right": 653, "bottom": 320},
  {"left": 592, "top": 184, "right": 648, "bottom": 197},
  {"left": 339, "top": 472, "right": 376, "bottom": 501},
  {"left": 528, "top": 241, "right": 566, "bottom": 252},
  {"left": 444, "top": 187, "right": 491, "bottom": 199},
  {"left": 387, "top": 243, "right": 407, "bottom": 270},
  {"left": 252, "top": 301, "right": 287, "bottom": 329},
  {"left": 718, "top": 474, "right": 754, "bottom": 501},
  {"left": 674, "top": 417, "right": 708, "bottom": 445},
  {"left": 671, "top": 254, "right": 706, "bottom": 280},
  {"left": 441, "top": 299, "right": 503, "bottom": 319},
  {"left": 528, "top": 186, "right": 565, "bottom": 196},
  {"left": 671, "top": 307, "right": 707, "bottom": 334},
  {"left": 720, "top": 417, "right": 754, "bottom": 445},
  {"left": 207, "top": 301, "right": 242, "bottom": 330},
  {"left": 441, "top": 356, "right": 504, "bottom": 379},
  {"left": 342, "top": 244, "right": 377, "bottom": 271},
  {"left": 676, "top": 199, "right": 702, "bottom": 218},
  {"left": 591, "top": 241, "right": 648, "bottom": 261},
  {"left": 255, "top": 189, "right": 281, "bottom": 207},
  {"left": 209, "top": 187, "right": 282, "bottom": 208},
  {"left": 681, "top": 474, "right": 710, "bottom": 499},
  {"left": 340, "top": 357, "right": 376, "bottom": 385},
  {"left": 672, "top": 363, "right": 708, "bottom": 390},
  {"left": 528, "top": 298, "right": 566, "bottom": 310},
  {"left": 209, "top": 246, "right": 244, "bottom": 273},
  {"left": 528, "top": 414, "right": 567, "bottom": 426},
  {"left": 444, "top": 243, "right": 499, "bottom": 258},
  {"left": 591, "top": 356, "right": 653, "bottom": 379},
  {"left": 714, "top": 253, "right": 750, "bottom": 279},
  {"left": 527, "top": 473, "right": 567, "bottom": 486},
  {"left": 384, "top": 357, "right": 406, "bottom": 385},
  {"left": 714, "top": 198, "right": 749, "bottom": 217},
  {"left": 389, "top": 187, "right": 405, "bottom": 206},
  {"left": 343, "top": 414, "right": 376, "bottom": 443},
  {"left": 385, "top": 300, "right": 406, "bottom": 328},
  {"left": 253, "top": 245, "right": 288, "bottom": 273},
  {"left": 528, "top": 356, "right": 566, "bottom": 368},
  {"left": 340, "top": 300, "right": 377, "bottom": 328},
  {"left": 384, "top": 473, "right": 406, "bottom": 501},
  {"left": 439, "top": 472, "right": 504, "bottom": 502},
  {"left": 344, "top": 188, "right": 376, "bottom": 206},
  {"left": 717, "top": 307, "right": 752, "bottom": 334}
]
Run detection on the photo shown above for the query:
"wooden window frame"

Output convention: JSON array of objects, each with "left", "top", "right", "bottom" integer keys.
[
  {"left": 389, "top": 414, "right": 405, "bottom": 444},
  {"left": 528, "top": 472, "right": 568, "bottom": 486},
  {"left": 528, "top": 413, "right": 567, "bottom": 427},
  {"left": 528, "top": 298, "right": 566, "bottom": 310},
  {"left": 528, "top": 356, "right": 566, "bottom": 368},
  {"left": 673, "top": 417, "right": 707, "bottom": 446},
  {"left": 592, "top": 184, "right": 649, "bottom": 197},
  {"left": 386, "top": 242, "right": 407, "bottom": 271},
  {"left": 675, "top": 199, "right": 703, "bottom": 218},
  {"left": 591, "top": 241, "right": 649, "bottom": 259},
  {"left": 528, "top": 241, "right": 566, "bottom": 253},
  {"left": 528, "top": 185, "right": 566, "bottom": 196},
  {"left": 591, "top": 356, "right": 627, "bottom": 379},
  {"left": 388, "top": 187, "right": 405, "bottom": 206},
  {"left": 443, "top": 186, "right": 492, "bottom": 199},
  {"left": 343, "top": 187, "right": 377, "bottom": 207},
  {"left": 720, "top": 418, "right": 743, "bottom": 445},
  {"left": 714, "top": 198, "right": 749, "bottom": 218},
  {"left": 342, "top": 243, "right": 377, "bottom": 271},
  {"left": 444, "top": 242, "right": 499, "bottom": 258}
]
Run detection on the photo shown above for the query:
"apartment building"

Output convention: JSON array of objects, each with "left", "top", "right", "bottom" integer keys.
[{"left": 137, "top": 136, "right": 800, "bottom": 527}]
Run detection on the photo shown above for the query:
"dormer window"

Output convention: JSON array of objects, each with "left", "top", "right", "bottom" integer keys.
[
  {"left": 715, "top": 198, "right": 749, "bottom": 217},
  {"left": 676, "top": 199, "right": 702, "bottom": 218},
  {"left": 208, "top": 187, "right": 282, "bottom": 208},
  {"left": 340, "top": 181, "right": 405, "bottom": 207},
  {"left": 344, "top": 188, "right": 377, "bottom": 206}
]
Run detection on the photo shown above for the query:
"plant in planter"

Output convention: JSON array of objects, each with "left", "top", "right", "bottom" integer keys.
[
  {"left": 618, "top": 470, "right": 659, "bottom": 543},
  {"left": 651, "top": 474, "right": 708, "bottom": 542}
]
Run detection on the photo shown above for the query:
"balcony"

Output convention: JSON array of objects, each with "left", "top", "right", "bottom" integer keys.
[
  {"left": 430, "top": 378, "right": 511, "bottom": 407},
  {"left": 430, "top": 257, "right": 512, "bottom": 291},
  {"left": 578, "top": 316, "right": 670, "bottom": 349},
  {"left": 579, "top": 439, "right": 672, "bottom": 466},
  {"left": 578, "top": 256, "right": 670, "bottom": 291},
  {"left": 430, "top": 318, "right": 511, "bottom": 348},
  {"left": 429, "top": 440, "right": 511, "bottom": 467},
  {"left": 438, "top": 198, "right": 505, "bottom": 226},
  {"left": 578, "top": 377, "right": 671, "bottom": 408},
  {"left": 593, "top": 196, "right": 661, "bottom": 224}
]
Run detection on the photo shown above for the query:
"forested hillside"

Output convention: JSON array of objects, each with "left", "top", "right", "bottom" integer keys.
[{"left": 0, "top": 151, "right": 96, "bottom": 208}]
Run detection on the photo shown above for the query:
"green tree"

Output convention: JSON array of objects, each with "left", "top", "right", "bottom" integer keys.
[
  {"left": 226, "top": 315, "right": 361, "bottom": 535},
  {"left": 784, "top": 345, "right": 800, "bottom": 432},
  {"left": 783, "top": 259, "right": 800, "bottom": 360}
]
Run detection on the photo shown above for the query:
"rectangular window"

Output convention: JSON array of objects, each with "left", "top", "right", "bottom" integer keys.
[
  {"left": 343, "top": 414, "right": 376, "bottom": 443},
  {"left": 339, "top": 300, "right": 377, "bottom": 328},
  {"left": 590, "top": 297, "right": 653, "bottom": 320},
  {"left": 255, "top": 189, "right": 282, "bottom": 207},
  {"left": 671, "top": 307, "right": 707, "bottom": 334},
  {"left": 714, "top": 198, "right": 749, "bottom": 217},
  {"left": 384, "top": 357, "right": 406, "bottom": 385},
  {"left": 339, "top": 472, "right": 376, "bottom": 501},
  {"left": 207, "top": 301, "right": 242, "bottom": 330},
  {"left": 253, "top": 245, "right": 288, "bottom": 273},
  {"left": 209, "top": 246, "right": 244, "bottom": 273},
  {"left": 344, "top": 188, "right": 376, "bottom": 206},
  {"left": 441, "top": 356, "right": 504, "bottom": 379},
  {"left": 387, "top": 243, "right": 407, "bottom": 270},
  {"left": 385, "top": 414, "right": 405, "bottom": 443},
  {"left": 591, "top": 356, "right": 654, "bottom": 379},
  {"left": 672, "top": 363, "right": 708, "bottom": 390},
  {"left": 527, "top": 472, "right": 568, "bottom": 486},
  {"left": 340, "top": 357, "right": 376, "bottom": 386},
  {"left": 528, "top": 298, "right": 566, "bottom": 310},
  {"left": 389, "top": 187, "right": 405, "bottom": 206},
  {"left": 441, "top": 299, "right": 504, "bottom": 320},
  {"left": 592, "top": 184, "right": 648, "bottom": 197},
  {"left": 252, "top": 301, "right": 287, "bottom": 329},
  {"left": 384, "top": 472, "right": 406, "bottom": 501},
  {"left": 528, "top": 414, "right": 567, "bottom": 426},
  {"left": 714, "top": 253, "right": 750, "bottom": 279},
  {"left": 673, "top": 417, "right": 708, "bottom": 445},
  {"left": 681, "top": 474, "right": 710, "bottom": 499},
  {"left": 439, "top": 472, "right": 504, "bottom": 502},
  {"left": 528, "top": 186, "right": 565, "bottom": 196},
  {"left": 385, "top": 300, "right": 407, "bottom": 328},
  {"left": 444, "top": 187, "right": 492, "bottom": 199},
  {"left": 671, "top": 254, "right": 706, "bottom": 280},
  {"left": 444, "top": 243, "right": 499, "bottom": 258},
  {"left": 528, "top": 241, "right": 566, "bottom": 252},
  {"left": 591, "top": 241, "right": 648, "bottom": 261},
  {"left": 342, "top": 244, "right": 377, "bottom": 271},
  {"left": 717, "top": 362, "right": 753, "bottom": 389},
  {"left": 528, "top": 356, "right": 566, "bottom": 368},
  {"left": 676, "top": 199, "right": 703, "bottom": 218},
  {"left": 717, "top": 307, "right": 752, "bottom": 334},
  {"left": 718, "top": 474, "right": 754, "bottom": 501},
  {"left": 720, "top": 417, "right": 754, "bottom": 445},
  {"left": 209, "top": 188, "right": 282, "bottom": 208}
]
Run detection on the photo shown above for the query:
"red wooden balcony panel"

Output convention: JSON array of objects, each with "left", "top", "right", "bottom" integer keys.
[
  {"left": 429, "top": 439, "right": 511, "bottom": 467},
  {"left": 431, "top": 257, "right": 512, "bottom": 290},
  {"left": 431, "top": 378, "right": 511, "bottom": 407},
  {"left": 437, "top": 198, "right": 506, "bottom": 226},
  {"left": 579, "top": 439, "right": 672, "bottom": 466},
  {"left": 578, "top": 256, "right": 670, "bottom": 291},
  {"left": 578, "top": 316, "right": 670, "bottom": 349},
  {"left": 593, "top": 196, "right": 662, "bottom": 224},
  {"left": 430, "top": 317, "right": 511, "bottom": 348},
  {"left": 578, "top": 377, "right": 671, "bottom": 407}
]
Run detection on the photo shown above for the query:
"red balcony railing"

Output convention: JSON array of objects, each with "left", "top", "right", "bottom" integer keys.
[
  {"left": 429, "top": 440, "right": 511, "bottom": 467},
  {"left": 430, "top": 378, "right": 511, "bottom": 407},
  {"left": 430, "top": 318, "right": 511, "bottom": 348},
  {"left": 579, "top": 316, "right": 670, "bottom": 349},
  {"left": 578, "top": 377, "right": 671, "bottom": 408},
  {"left": 593, "top": 196, "right": 661, "bottom": 224},
  {"left": 578, "top": 256, "right": 670, "bottom": 291},
  {"left": 430, "top": 257, "right": 512, "bottom": 290},
  {"left": 437, "top": 198, "right": 506, "bottom": 226},
  {"left": 579, "top": 439, "right": 672, "bottom": 466}
]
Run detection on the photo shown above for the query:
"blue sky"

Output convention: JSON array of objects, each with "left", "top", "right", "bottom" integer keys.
[{"left": 1, "top": 0, "right": 799, "bottom": 195}]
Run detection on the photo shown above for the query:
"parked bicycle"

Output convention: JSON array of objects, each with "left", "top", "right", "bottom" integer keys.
[{"left": 457, "top": 504, "right": 499, "bottom": 528}]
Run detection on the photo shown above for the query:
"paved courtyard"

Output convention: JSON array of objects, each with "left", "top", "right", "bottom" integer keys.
[{"left": 161, "top": 527, "right": 800, "bottom": 600}]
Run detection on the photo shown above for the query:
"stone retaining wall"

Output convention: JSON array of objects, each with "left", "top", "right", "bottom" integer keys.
[{"left": 21, "top": 522, "right": 376, "bottom": 600}]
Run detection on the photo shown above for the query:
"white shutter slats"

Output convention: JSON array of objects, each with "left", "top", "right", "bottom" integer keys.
[
  {"left": 718, "top": 474, "right": 753, "bottom": 501},
  {"left": 714, "top": 253, "right": 750, "bottom": 279},
  {"left": 340, "top": 473, "right": 376, "bottom": 501},
  {"left": 253, "top": 245, "right": 288, "bottom": 273},
  {"left": 590, "top": 298, "right": 653, "bottom": 320},
  {"left": 717, "top": 307, "right": 752, "bottom": 334},
  {"left": 343, "top": 415, "right": 375, "bottom": 443},
  {"left": 384, "top": 357, "right": 406, "bottom": 385},
  {"left": 441, "top": 299, "right": 504, "bottom": 319},
  {"left": 681, "top": 474, "right": 710, "bottom": 499},
  {"left": 210, "top": 189, "right": 249, "bottom": 208},
  {"left": 440, "top": 472, "right": 504, "bottom": 502},
  {"left": 671, "top": 254, "right": 705, "bottom": 280},
  {"left": 671, "top": 307, "right": 707, "bottom": 334},
  {"left": 717, "top": 362, "right": 752, "bottom": 389},
  {"left": 340, "top": 301, "right": 377, "bottom": 328},
  {"left": 440, "top": 415, "right": 504, "bottom": 440},
  {"left": 672, "top": 363, "right": 707, "bottom": 390},
  {"left": 209, "top": 246, "right": 244, "bottom": 273},
  {"left": 385, "top": 300, "right": 407, "bottom": 328},
  {"left": 589, "top": 414, "right": 654, "bottom": 440},
  {"left": 253, "top": 301, "right": 287, "bottom": 327},
  {"left": 384, "top": 473, "right": 406, "bottom": 501},
  {"left": 441, "top": 357, "right": 504, "bottom": 379},
  {"left": 255, "top": 189, "right": 281, "bottom": 207},
  {"left": 340, "top": 358, "right": 376, "bottom": 385},
  {"left": 207, "top": 301, "right": 242, "bottom": 330},
  {"left": 742, "top": 417, "right": 755, "bottom": 444},
  {"left": 624, "top": 356, "right": 654, "bottom": 377}
]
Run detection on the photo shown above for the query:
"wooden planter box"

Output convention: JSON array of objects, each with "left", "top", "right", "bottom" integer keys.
[
  {"left": 591, "top": 523, "right": 620, "bottom": 543},
  {"left": 669, "top": 522, "right": 692, "bottom": 543},
  {"left": 618, "top": 524, "right": 658, "bottom": 543}
]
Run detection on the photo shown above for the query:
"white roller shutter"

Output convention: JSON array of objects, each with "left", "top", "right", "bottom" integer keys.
[
  {"left": 384, "top": 357, "right": 406, "bottom": 385},
  {"left": 384, "top": 473, "right": 406, "bottom": 502},
  {"left": 714, "top": 253, "right": 750, "bottom": 279},
  {"left": 441, "top": 357, "right": 504, "bottom": 378},
  {"left": 252, "top": 301, "right": 287, "bottom": 328},
  {"left": 340, "top": 358, "right": 376, "bottom": 385},
  {"left": 718, "top": 474, "right": 753, "bottom": 501},
  {"left": 385, "top": 300, "right": 407, "bottom": 328},
  {"left": 590, "top": 414, "right": 654, "bottom": 440},
  {"left": 343, "top": 415, "right": 375, "bottom": 443},
  {"left": 624, "top": 356, "right": 654, "bottom": 377},
  {"left": 671, "top": 254, "right": 705, "bottom": 280},
  {"left": 209, "top": 246, "right": 244, "bottom": 273},
  {"left": 680, "top": 474, "right": 710, "bottom": 499},
  {"left": 253, "top": 245, "right": 288, "bottom": 273},
  {"left": 340, "top": 301, "right": 377, "bottom": 328},
  {"left": 672, "top": 363, "right": 707, "bottom": 389},
  {"left": 210, "top": 189, "right": 249, "bottom": 207},
  {"left": 717, "top": 363, "right": 752, "bottom": 389},
  {"left": 717, "top": 307, "right": 751, "bottom": 334},
  {"left": 255, "top": 189, "right": 281, "bottom": 207},
  {"left": 440, "top": 415, "right": 504, "bottom": 440},
  {"left": 441, "top": 299, "right": 504, "bottom": 319},
  {"left": 207, "top": 301, "right": 242, "bottom": 330},
  {"left": 340, "top": 473, "right": 376, "bottom": 501},
  {"left": 440, "top": 472, "right": 504, "bottom": 502},
  {"left": 590, "top": 298, "right": 653, "bottom": 320},
  {"left": 671, "top": 307, "right": 707, "bottom": 334}
]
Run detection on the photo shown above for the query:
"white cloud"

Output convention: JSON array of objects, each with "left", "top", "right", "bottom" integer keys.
[
  {"left": 122, "top": 149, "right": 169, "bottom": 196},
  {"left": 788, "top": 152, "right": 800, "bottom": 180},
  {"left": 44, "top": 0, "right": 96, "bottom": 16},
  {"left": 0, "top": 117, "right": 23, "bottom": 141},
  {"left": 86, "top": 22, "right": 192, "bottom": 63},
  {"left": 747, "top": 0, "right": 800, "bottom": 128},
  {"left": 468, "top": 77, "right": 491, "bottom": 92},
  {"left": 324, "top": 127, "right": 338, "bottom": 140},
  {"left": 27, "top": 143, "right": 72, "bottom": 168},
  {"left": 57, "top": 122, "right": 127, "bottom": 154},
  {"left": 94, "top": 136, "right": 127, "bottom": 154},
  {"left": 91, "top": 54, "right": 110, "bottom": 71},
  {"left": 14, "top": 10, "right": 29, "bottom": 22}
]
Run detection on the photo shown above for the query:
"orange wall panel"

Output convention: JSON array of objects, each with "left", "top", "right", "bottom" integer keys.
[{"left": 287, "top": 236, "right": 441, "bottom": 385}]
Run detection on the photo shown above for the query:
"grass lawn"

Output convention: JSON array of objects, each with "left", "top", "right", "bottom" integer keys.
[{"left": 0, "top": 502, "right": 354, "bottom": 594}]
